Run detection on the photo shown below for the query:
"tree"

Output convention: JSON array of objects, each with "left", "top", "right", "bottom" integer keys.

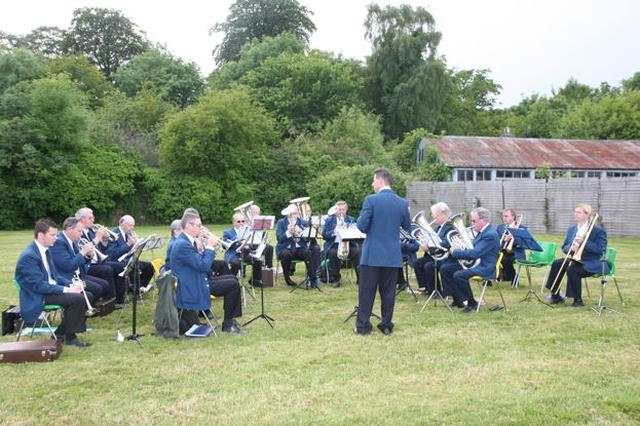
[
  {"left": 364, "top": 4, "right": 451, "bottom": 140},
  {"left": 19, "top": 26, "right": 66, "bottom": 57},
  {"left": 0, "top": 48, "right": 47, "bottom": 93},
  {"left": 211, "top": 0, "right": 316, "bottom": 65},
  {"left": 61, "top": 7, "right": 149, "bottom": 80},
  {"left": 113, "top": 48, "right": 204, "bottom": 108},
  {"left": 622, "top": 71, "right": 640, "bottom": 93}
]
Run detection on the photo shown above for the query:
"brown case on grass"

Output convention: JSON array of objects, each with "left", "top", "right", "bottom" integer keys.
[
  {"left": 95, "top": 297, "right": 116, "bottom": 317},
  {"left": 261, "top": 268, "right": 274, "bottom": 287},
  {"left": 0, "top": 339, "right": 62, "bottom": 363}
]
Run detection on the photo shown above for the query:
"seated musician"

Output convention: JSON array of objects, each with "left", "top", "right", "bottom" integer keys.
[
  {"left": 75, "top": 207, "right": 127, "bottom": 306},
  {"left": 171, "top": 210, "right": 243, "bottom": 333},
  {"left": 303, "top": 203, "right": 323, "bottom": 282},
  {"left": 543, "top": 204, "right": 609, "bottom": 307},
  {"left": 276, "top": 204, "right": 320, "bottom": 288},
  {"left": 14, "top": 219, "right": 91, "bottom": 347},
  {"left": 439, "top": 207, "right": 500, "bottom": 312},
  {"left": 101, "top": 215, "right": 155, "bottom": 294},
  {"left": 496, "top": 208, "right": 526, "bottom": 282},
  {"left": 223, "top": 212, "right": 264, "bottom": 286},
  {"left": 165, "top": 219, "right": 183, "bottom": 267},
  {"left": 49, "top": 217, "right": 113, "bottom": 306},
  {"left": 413, "top": 202, "right": 456, "bottom": 296},
  {"left": 250, "top": 204, "right": 275, "bottom": 270},
  {"left": 321, "top": 201, "right": 361, "bottom": 287}
]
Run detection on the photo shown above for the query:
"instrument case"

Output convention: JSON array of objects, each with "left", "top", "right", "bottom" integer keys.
[
  {"left": 95, "top": 297, "right": 116, "bottom": 317},
  {"left": 0, "top": 339, "right": 62, "bottom": 363}
]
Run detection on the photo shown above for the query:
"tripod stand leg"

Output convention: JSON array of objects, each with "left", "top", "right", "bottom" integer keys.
[
  {"left": 343, "top": 305, "right": 380, "bottom": 323},
  {"left": 420, "top": 290, "right": 454, "bottom": 313},
  {"left": 243, "top": 285, "right": 275, "bottom": 328}
]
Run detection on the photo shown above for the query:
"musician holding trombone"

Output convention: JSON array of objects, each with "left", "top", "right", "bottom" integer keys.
[
  {"left": 544, "top": 204, "right": 609, "bottom": 307},
  {"left": 14, "top": 219, "right": 91, "bottom": 347}
]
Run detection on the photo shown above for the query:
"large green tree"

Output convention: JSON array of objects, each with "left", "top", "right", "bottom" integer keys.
[
  {"left": 211, "top": 0, "right": 316, "bottom": 65},
  {"left": 113, "top": 49, "right": 204, "bottom": 108},
  {"left": 364, "top": 4, "right": 451, "bottom": 141},
  {"left": 61, "top": 7, "right": 149, "bottom": 80}
]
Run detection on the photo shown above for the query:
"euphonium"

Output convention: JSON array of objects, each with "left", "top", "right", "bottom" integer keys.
[
  {"left": 411, "top": 210, "right": 448, "bottom": 261},
  {"left": 335, "top": 213, "right": 350, "bottom": 261},
  {"left": 446, "top": 213, "right": 480, "bottom": 269}
]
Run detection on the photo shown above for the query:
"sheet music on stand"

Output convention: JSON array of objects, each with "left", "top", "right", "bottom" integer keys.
[
  {"left": 252, "top": 215, "right": 275, "bottom": 231},
  {"left": 510, "top": 228, "right": 542, "bottom": 252},
  {"left": 299, "top": 226, "right": 318, "bottom": 239},
  {"left": 144, "top": 235, "right": 165, "bottom": 251},
  {"left": 337, "top": 227, "right": 366, "bottom": 241}
]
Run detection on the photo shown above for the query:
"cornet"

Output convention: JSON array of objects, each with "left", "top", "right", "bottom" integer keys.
[
  {"left": 72, "top": 275, "right": 97, "bottom": 317},
  {"left": 93, "top": 224, "right": 119, "bottom": 241},
  {"left": 78, "top": 238, "right": 108, "bottom": 262}
]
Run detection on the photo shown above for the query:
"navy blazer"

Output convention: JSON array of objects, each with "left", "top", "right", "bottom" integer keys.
[
  {"left": 104, "top": 227, "right": 131, "bottom": 262},
  {"left": 222, "top": 227, "right": 249, "bottom": 264},
  {"left": 496, "top": 223, "right": 527, "bottom": 261},
  {"left": 357, "top": 188, "right": 411, "bottom": 268},
  {"left": 50, "top": 233, "right": 89, "bottom": 282},
  {"left": 275, "top": 217, "right": 310, "bottom": 257},
  {"left": 321, "top": 214, "right": 357, "bottom": 256},
  {"left": 14, "top": 242, "right": 66, "bottom": 323},
  {"left": 451, "top": 224, "right": 501, "bottom": 279},
  {"left": 561, "top": 224, "right": 609, "bottom": 275},
  {"left": 400, "top": 226, "right": 420, "bottom": 267},
  {"left": 171, "top": 232, "right": 215, "bottom": 311}
]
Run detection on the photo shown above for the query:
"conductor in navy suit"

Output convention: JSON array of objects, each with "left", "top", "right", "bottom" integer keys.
[{"left": 355, "top": 169, "right": 411, "bottom": 336}]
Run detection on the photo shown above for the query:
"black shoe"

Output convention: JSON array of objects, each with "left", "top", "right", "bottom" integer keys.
[
  {"left": 249, "top": 279, "right": 263, "bottom": 288},
  {"left": 222, "top": 322, "right": 242, "bottom": 334},
  {"left": 571, "top": 299, "right": 584, "bottom": 307},
  {"left": 548, "top": 293, "right": 567, "bottom": 304},
  {"left": 380, "top": 327, "right": 392, "bottom": 336},
  {"left": 462, "top": 305, "right": 476, "bottom": 313},
  {"left": 353, "top": 326, "right": 371, "bottom": 336},
  {"left": 199, "top": 310, "right": 215, "bottom": 320},
  {"left": 65, "top": 337, "right": 91, "bottom": 347},
  {"left": 450, "top": 300, "right": 466, "bottom": 309}
]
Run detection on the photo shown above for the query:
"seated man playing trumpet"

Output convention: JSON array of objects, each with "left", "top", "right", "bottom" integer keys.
[
  {"left": 544, "top": 204, "right": 609, "bottom": 307},
  {"left": 321, "top": 201, "right": 361, "bottom": 287},
  {"left": 276, "top": 204, "right": 320, "bottom": 288}
]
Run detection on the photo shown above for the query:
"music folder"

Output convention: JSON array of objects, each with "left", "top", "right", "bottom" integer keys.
[
  {"left": 337, "top": 227, "right": 366, "bottom": 241},
  {"left": 299, "top": 226, "right": 318, "bottom": 239},
  {"left": 253, "top": 215, "right": 274, "bottom": 230},
  {"left": 509, "top": 228, "right": 542, "bottom": 252}
]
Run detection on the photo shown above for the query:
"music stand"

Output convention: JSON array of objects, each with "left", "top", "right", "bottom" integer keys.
[
  {"left": 122, "top": 237, "right": 150, "bottom": 344},
  {"left": 511, "top": 229, "right": 551, "bottom": 307},
  {"left": 290, "top": 226, "right": 322, "bottom": 293},
  {"left": 343, "top": 305, "right": 380, "bottom": 323},
  {"left": 420, "top": 257, "right": 454, "bottom": 314}
]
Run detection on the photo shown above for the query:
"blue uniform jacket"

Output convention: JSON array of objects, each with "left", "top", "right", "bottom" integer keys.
[
  {"left": 171, "top": 232, "right": 215, "bottom": 311},
  {"left": 321, "top": 214, "right": 358, "bottom": 256},
  {"left": 14, "top": 242, "right": 67, "bottom": 323},
  {"left": 275, "top": 217, "right": 310, "bottom": 257},
  {"left": 451, "top": 224, "right": 501, "bottom": 279},
  {"left": 357, "top": 188, "right": 411, "bottom": 268},
  {"left": 562, "top": 224, "right": 610, "bottom": 275},
  {"left": 50, "top": 233, "right": 90, "bottom": 282}
]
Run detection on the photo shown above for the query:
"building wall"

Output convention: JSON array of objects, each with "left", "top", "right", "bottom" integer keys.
[{"left": 406, "top": 178, "right": 640, "bottom": 237}]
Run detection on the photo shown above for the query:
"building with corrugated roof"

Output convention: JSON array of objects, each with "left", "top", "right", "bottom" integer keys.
[{"left": 418, "top": 136, "right": 640, "bottom": 181}]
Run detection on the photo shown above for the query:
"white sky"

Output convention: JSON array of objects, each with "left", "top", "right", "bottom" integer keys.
[{"left": 2, "top": 0, "right": 639, "bottom": 107}]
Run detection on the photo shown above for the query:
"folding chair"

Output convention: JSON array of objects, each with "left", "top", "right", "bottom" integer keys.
[
  {"left": 13, "top": 279, "right": 63, "bottom": 341},
  {"left": 470, "top": 251, "right": 507, "bottom": 312},
  {"left": 583, "top": 247, "right": 624, "bottom": 314}
]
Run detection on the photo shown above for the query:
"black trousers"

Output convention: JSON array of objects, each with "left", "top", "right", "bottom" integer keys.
[
  {"left": 44, "top": 293, "right": 87, "bottom": 336},
  {"left": 356, "top": 266, "right": 397, "bottom": 334},
  {"left": 89, "top": 261, "right": 126, "bottom": 301},
  {"left": 278, "top": 247, "right": 316, "bottom": 280},
  {"left": 209, "top": 276, "right": 243, "bottom": 320}
]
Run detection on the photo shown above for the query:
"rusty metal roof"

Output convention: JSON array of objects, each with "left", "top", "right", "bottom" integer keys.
[{"left": 424, "top": 136, "right": 640, "bottom": 170}]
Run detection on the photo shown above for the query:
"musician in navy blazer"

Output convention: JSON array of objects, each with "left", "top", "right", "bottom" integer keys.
[
  {"left": 496, "top": 208, "right": 527, "bottom": 282},
  {"left": 355, "top": 169, "right": 411, "bottom": 336},
  {"left": 321, "top": 201, "right": 361, "bottom": 285},
  {"left": 544, "top": 204, "right": 609, "bottom": 307},
  {"left": 223, "top": 213, "right": 262, "bottom": 280},
  {"left": 14, "top": 219, "right": 90, "bottom": 346},
  {"left": 440, "top": 207, "right": 500, "bottom": 312},
  {"left": 49, "top": 217, "right": 113, "bottom": 302},
  {"left": 275, "top": 204, "right": 318, "bottom": 287},
  {"left": 171, "top": 211, "right": 243, "bottom": 333}
]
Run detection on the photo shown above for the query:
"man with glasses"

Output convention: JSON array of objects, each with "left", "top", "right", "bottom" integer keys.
[
  {"left": 543, "top": 204, "right": 608, "bottom": 307},
  {"left": 439, "top": 207, "right": 500, "bottom": 313},
  {"left": 172, "top": 210, "right": 243, "bottom": 333},
  {"left": 223, "top": 213, "right": 263, "bottom": 285}
]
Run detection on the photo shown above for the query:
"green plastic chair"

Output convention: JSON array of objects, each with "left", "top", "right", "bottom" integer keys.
[
  {"left": 514, "top": 241, "right": 557, "bottom": 294},
  {"left": 12, "top": 279, "right": 64, "bottom": 341},
  {"left": 583, "top": 247, "right": 624, "bottom": 306}
]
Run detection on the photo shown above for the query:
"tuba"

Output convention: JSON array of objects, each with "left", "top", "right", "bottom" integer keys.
[
  {"left": 411, "top": 210, "right": 448, "bottom": 261},
  {"left": 234, "top": 201, "right": 255, "bottom": 228},
  {"left": 446, "top": 213, "right": 480, "bottom": 269}
]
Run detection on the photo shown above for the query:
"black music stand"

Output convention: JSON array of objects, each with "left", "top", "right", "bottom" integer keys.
[
  {"left": 290, "top": 226, "right": 322, "bottom": 293},
  {"left": 343, "top": 305, "right": 380, "bottom": 323},
  {"left": 122, "top": 238, "right": 149, "bottom": 344},
  {"left": 592, "top": 249, "right": 620, "bottom": 316},
  {"left": 420, "top": 257, "right": 454, "bottom": 314},
  {"left": 511, "top": 229, "right": 550, "bottom": 306},
  {"left": 395, "top": 258, "right": 418, "bottom": 302}
]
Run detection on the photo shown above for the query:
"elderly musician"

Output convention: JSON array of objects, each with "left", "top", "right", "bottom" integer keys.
[
  {"left": 322, "top": 200, "right": 361, "bottom": 287},
  {"left": 171, "top": 210, "right": 243, "bottom": 333},
  {"left": 439, "top": 207, "right": 500, "bottom": 312},
  {"left": 275, "top": 204, "right": 320, "bottom": 288},
  {"left": 223, "top": 212, "right": 264, "bottom": 286},
  {"left": 412, "top": 202, "right": 456, "bottom": 296},
  {"left": 496, "top": 208, "right": 526, "bottom": 283},
  {"left": 75, "top": 207, "right": 127, "bottom": 306},
  {"left": 14, "top": 219, "right": 91, "bottom": 347},
  {"left": 102, "top": 215, "right": 155, "bottom": 294},
  {"left": 543, "top": 204, "right": 608, "bottom": 307},
  {"left": 355, "top": 169, "right": 412, "bottom": 336},
  {"left": 49, "top": 217, "right": 113, "bottom": 305}
]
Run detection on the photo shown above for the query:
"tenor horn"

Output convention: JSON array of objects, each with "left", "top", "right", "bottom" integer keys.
[{"left": 234, "top": 201, "right": 255, "bottom": 227}]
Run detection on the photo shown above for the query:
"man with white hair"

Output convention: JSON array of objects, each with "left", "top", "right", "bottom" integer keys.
[{"left": 275, "top": 204, "right": 319, "bottom": 288}]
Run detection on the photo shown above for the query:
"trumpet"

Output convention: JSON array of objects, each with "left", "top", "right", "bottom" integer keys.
[
  {"left": 93, "top": 224, "right": 119, "bottom": 241},
  {"left": 72, "top": 275, "right": 97, "bottom": 317},
  {"left": 199, "top": 227, "right": 232, "bottom": 252},
  {"left": 78, "top": 238, "right": 108, "bottom": 262}
]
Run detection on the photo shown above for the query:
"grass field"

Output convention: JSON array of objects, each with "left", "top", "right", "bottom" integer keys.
[{"left": 1, "top": 225, "right": 638, "bottom": 425}]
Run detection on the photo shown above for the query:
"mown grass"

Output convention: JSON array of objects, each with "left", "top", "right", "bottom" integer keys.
[{"left": 0, "top": 226, "right": 638, "bottom": 425}]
